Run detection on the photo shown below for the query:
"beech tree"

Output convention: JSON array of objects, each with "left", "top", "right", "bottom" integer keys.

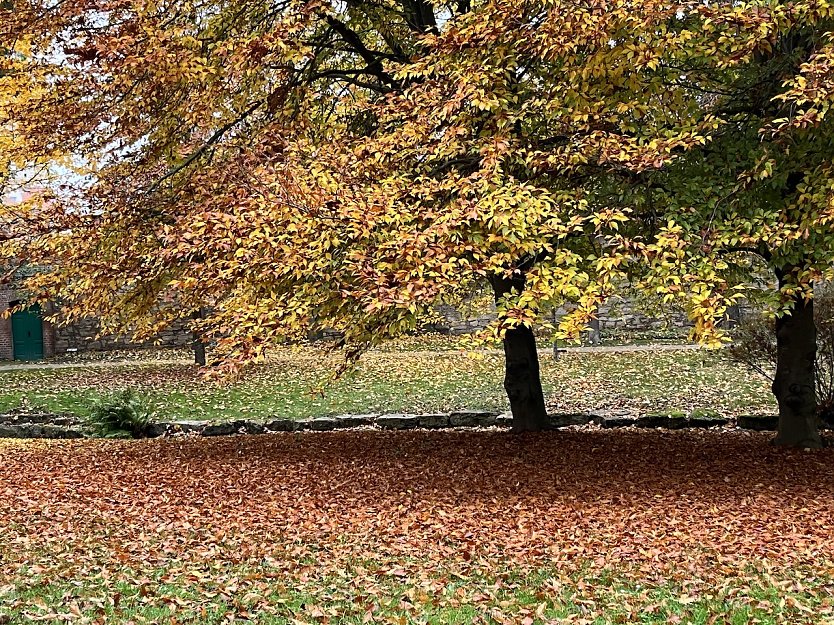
[
  {"left": 0, "top": 0, "right": 703, "bottom": 430},
  {"left": 629, "top": 3, "right": 834, "bottom": 447},
  {"left": 3, "top": 0, "right": 834, "bottom": 440},
  {"left": 0, "top": 38, "right": 57, "bottom": 258}
]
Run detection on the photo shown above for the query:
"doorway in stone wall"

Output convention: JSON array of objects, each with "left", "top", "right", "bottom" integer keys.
[{"left": 11, "top": 303, "right": 44, "bottom": 360}]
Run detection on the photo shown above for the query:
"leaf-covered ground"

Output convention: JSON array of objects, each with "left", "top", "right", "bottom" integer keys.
[
  {"left": 1, "top": 430, "right": 833, "bottom": 624},
  {"left": 0, "top": 346, "right": 771, "bottom": 421}
]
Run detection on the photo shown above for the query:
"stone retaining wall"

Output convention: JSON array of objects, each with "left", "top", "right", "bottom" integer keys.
[{"left": 0, "top": 408, "right": 792, "bottom": 439}]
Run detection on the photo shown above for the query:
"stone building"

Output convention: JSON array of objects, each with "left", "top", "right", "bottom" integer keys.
[
  {"left": 0, "top": 269, "right": 192, "bottom": 361},
  {"left": 0, "top": 280, "right": 712, "bottom": 361},
  {"left": 0, "top": 284, "right": 194, "bottom": 361},
  {"left": 1, "top": 189, "right": 195, "bottom": 360},
  {"left": 0, "top": 280, "right": 57, "bottom": 360},
  {"left": 0, "top": 189, "right": 59, "bottom": 360}
]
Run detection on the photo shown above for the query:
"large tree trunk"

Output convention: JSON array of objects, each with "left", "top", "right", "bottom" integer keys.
[
  {"left": 490, "top": 272, "right": 549, "bottom": 432},
  {"left": 772, "top": 268, "right": 822, "bottom": 448}
]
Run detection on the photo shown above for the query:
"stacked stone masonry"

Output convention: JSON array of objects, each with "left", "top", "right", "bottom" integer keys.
[
  {"left": 428, "top": 296, "right": 698, "bottom": 336},
  {"left": 54, "top": 317, "right": 193, "bottom": 354},
  {"left": 0, "top": 408, "right": 798, "bottom": 439},
  {"left": 0, "top": 287, "right": 748, "bottom": 359}
]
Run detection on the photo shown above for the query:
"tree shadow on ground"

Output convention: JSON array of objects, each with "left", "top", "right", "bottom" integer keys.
[{"left": 2, "top": 430, "right": 832, "bottom": 573}]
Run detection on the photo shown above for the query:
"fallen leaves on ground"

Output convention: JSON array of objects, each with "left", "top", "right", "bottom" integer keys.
[{"left": 1, "top": 430, "right": 833, "bottom": 623}]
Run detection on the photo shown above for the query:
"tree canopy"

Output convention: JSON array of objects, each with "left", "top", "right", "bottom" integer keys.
[{"left": 3, "top": 0, "right": 834, "bottom": 441}]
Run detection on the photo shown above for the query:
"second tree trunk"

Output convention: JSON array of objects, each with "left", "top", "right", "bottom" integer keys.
[{"left": 772, "top": 269, "right": 822, "bottom": 448}]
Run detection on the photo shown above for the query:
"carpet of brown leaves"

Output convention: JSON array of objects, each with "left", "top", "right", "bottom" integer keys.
[{"left": 2, "top": 430, "right": 834, "bottom": 623}]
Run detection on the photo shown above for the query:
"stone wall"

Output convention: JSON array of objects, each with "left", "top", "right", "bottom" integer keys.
[
  {"left": 590, "top": 295, "right": 693, "bottom": 334},
  {"left": 427, "top": 294, "right": 695, "bottom": 337},
  {"left": 0, "top": 281, "right": 194, "bottom": 358},
  {"left": 54, "top": 317, "right": 193, "bottom": 354}
]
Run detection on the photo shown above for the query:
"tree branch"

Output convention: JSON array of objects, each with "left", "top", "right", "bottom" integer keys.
[
  {"left": 145, "top": 101, "right": 262, "bottom": 194},
  {"left": 323, "top": 14, "right": 400, "bottom": 89}
]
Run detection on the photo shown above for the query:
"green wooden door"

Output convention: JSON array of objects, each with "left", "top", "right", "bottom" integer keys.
[{"left": 12, "top": 304, "right": 44, "bottom": 361}]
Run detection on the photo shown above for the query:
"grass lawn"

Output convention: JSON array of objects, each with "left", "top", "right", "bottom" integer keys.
[
  {"left": 1, "top": 430, "right": 833, "bottom": 624},
  {"left": 0, "top": 343, "right": 772, "bottom": 422}
]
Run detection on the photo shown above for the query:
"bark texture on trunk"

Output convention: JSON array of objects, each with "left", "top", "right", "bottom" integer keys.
[
  {"left": 772, "top": 268, "right": 822, "bottom": 448},
  {"left": 491, "top": 272, "right": 549, "bottom": 432},
  {"left": 193, "top": 340, "right": 207, "bottom": 367},
  {"left": 192, "top": 309, "right": 207, "bottom": 367}
]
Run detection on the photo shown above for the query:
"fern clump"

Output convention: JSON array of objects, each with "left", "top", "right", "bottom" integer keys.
[{"left": 86, "top": 389, "right": 151, "bottom": 438}]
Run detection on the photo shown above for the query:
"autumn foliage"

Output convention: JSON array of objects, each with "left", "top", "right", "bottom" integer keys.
[{"left": 4, "top": 0, "right": 834, "bottom": 439}]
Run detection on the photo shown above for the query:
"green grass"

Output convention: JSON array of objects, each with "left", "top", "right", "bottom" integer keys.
[
  {"left": 0, "top": 344, "right": 774, "bottom": 422},
  {"left": 2, "top": 561, "right": 831, "bottom": 624}
]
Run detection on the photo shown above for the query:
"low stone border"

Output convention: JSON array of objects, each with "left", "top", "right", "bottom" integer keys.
[
  {"left": 591, "top": 411, "right": 730, "bottom": 429},
  {"left": 0, "top": 409, "right": 797, "bottom": 439},
  {"left": 0, "top": 423, "right": 86, "bottom": 439},
  {"left": 154, "top": 409, "right": 505, "bottom": 437},
  {"left": 736, "top": 414, "right": 780, "bottom": 431},
  {"left": 0, "top": 411, "right": 86, "bottom": 439}
]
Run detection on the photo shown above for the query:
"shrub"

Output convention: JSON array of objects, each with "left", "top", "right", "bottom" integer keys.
[
  {"left": 729, "top": 287, "right": 834, "bottom": 425},
  {"left": 86, "top": 389, "right": 152, "bottom": 438}
]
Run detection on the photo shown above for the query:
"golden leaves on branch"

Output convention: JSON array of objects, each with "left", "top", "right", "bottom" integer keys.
[{"left": 5, "top": 0, "right": 834, "bottom": 369}]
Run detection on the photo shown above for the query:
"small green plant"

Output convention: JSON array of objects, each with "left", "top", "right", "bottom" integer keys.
[
  {"left": 643, "top": 409, "right": 686, "bottom": 420},
  {"left": 86, "top": 389, "right": 151, "bottom": 438}
]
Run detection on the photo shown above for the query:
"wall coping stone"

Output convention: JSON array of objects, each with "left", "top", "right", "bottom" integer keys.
[{"left": 376, "top": 414, "right": 421, "bottom": 429}]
